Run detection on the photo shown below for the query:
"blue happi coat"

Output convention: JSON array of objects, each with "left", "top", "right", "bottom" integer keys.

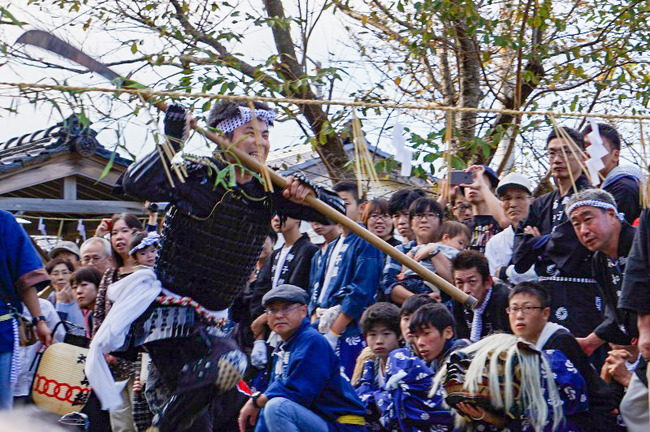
[
  {"left": 355, "top": 348, "right": 455, "bottom": 432},
  {"left": 309, "top": 228, "right": 384, "bottom": 338},
  {"left": 259, "top": 318, "right": 366, "bottom": 432}
]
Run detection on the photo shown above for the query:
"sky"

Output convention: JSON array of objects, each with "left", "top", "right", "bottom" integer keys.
[{"left": 0, "top": 1, "right": 396, "bottom": 163}]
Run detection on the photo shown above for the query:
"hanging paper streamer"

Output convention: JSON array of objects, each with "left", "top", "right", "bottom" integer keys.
[
  {"left": 77, "top": 219, "right": 87, "bottom": 241},
  {"left": 392, "top": 113, "right": 413, "bottom": 177},
  {"left": 584, "top": 118, "right": 609, "bottom": 186},
  {"left": 38, "top": 217, "right": 47, "bottom": 236}
]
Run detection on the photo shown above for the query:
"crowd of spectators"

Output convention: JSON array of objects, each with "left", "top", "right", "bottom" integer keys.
[{"left": 1, "top": 122, "right": 649, "bottom": 432}]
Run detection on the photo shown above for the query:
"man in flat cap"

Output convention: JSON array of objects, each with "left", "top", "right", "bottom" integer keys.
[{"left": 238, "top": 284, "right": 365, "bottom": 432}]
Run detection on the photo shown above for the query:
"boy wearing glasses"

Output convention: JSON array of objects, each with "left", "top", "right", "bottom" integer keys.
[
  {"left": 508, "top": 282, "right": 617, "bottom": 431},
  {"left": 238, "top": 284, "right": 366, "bottom": 432}
]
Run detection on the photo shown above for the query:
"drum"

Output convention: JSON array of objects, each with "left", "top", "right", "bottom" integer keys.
[{"left": 31, "top": 342, "right": 91, "bottom": 415}]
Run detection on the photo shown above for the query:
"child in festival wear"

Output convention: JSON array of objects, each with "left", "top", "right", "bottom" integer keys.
[
  {"left": 397, "top": 221, "right": 471, "bottom": 303},
  {"left": 357, "top": 302, "right": 457, "bottom": 431},
  {"left": 128, "top": 231, "right": 160, "bottom": 268},
  {"left": 355, "top": 303, "right": 402, "bottom": 395}
]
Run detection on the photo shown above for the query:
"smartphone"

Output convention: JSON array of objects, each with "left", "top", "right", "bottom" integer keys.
[{"left": 449, "top": 170, "right": 474, "bottom": 186}]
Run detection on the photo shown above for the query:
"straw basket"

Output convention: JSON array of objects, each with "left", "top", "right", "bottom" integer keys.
[{"left": 31, "top": 342, "right": 91, "bottom": 415}]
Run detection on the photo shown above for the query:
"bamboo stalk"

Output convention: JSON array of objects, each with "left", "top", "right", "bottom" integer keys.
[
  {"left": 134, "top": 90, "right": 477, "bottom": 308},
  {"left": 445, "top": 111, "right": 453, "bottom": 203}
]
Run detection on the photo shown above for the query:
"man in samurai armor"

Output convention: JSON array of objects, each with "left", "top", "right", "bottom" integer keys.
[{"left": 85, "top": 101, "right": 345, "bottom": 432}]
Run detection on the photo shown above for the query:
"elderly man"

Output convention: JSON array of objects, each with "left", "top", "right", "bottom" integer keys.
[
  {"left": 484, "top": 172, "right": 537, "bottom": 284},
  {"left": 451, "top": 250, "right": 510, "bottom": 341},
  {"left": 79, "top": 237, "right": 113, "bottom": 275},
  {"left": 238, "top": 284, "right": 366, "bottom": 432},
  {"left": 565, "top": 190, "right": 637, "bottom": 355}
]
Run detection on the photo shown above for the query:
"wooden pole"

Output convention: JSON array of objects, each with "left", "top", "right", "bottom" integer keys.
[{"left": 139, "top": 93, "right": 477, "bottom": 307}]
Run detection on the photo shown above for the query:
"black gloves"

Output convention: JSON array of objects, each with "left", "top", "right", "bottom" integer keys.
[{"left": 164, "top": 104, "right": 189, "bottom": 151}]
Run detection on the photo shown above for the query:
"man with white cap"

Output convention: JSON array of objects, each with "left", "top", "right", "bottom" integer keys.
[
  {"left": 484, "top": 172, "right": 537, "bottom": 284},
  {"left": 238, "top": 284, "right": 366, "bottom": 432}
]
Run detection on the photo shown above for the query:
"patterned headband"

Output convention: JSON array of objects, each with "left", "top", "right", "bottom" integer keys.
[
  {"left": 214, "top": 106, "right": 276, "bottom": 135},
  {"left": 565, "top": 199, "right": 624, "bottom": 221},
  {"left": 129, "top": 232, "right": 161, "bottom": 256}
]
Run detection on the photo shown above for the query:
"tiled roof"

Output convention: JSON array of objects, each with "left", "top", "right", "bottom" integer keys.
[{"left": 0, "top": 115, "right": 131, "bottom": 173}]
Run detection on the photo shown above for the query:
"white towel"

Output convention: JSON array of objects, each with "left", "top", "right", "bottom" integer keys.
[{"left": 85, "top": 268, "right": 162, "bottom": 410}]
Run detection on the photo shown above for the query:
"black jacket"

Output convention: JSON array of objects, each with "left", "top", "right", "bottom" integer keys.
[
  {"left": 592, "top": 221, "right": 637, "bottom": 343},
  {"left": 604, "top": 175, "right": 641, "bottom": 225},
  {"left": 621, "top": 209, "right": 650, "bottom": 315},
  {"left": 514, "top": 175, "right": 593, "bottom": 277},
  {"left": 453, "top": 282, "right": 511, "bottom": 340},
  {"left": 249, "top": 233, "right": 317, "bottom": 319}
]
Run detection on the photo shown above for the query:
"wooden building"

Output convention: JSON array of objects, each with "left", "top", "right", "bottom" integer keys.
[{"left": 0, "top": 115, "right": 140, "bottom": 240}]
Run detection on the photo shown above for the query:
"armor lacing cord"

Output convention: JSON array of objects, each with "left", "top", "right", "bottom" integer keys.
[{"left": 155, "top": 295, "right": 228, "bottom": 328}]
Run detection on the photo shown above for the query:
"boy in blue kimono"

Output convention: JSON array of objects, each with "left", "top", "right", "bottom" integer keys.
[
  {"left": 354, "top": 302, "right": 402, "bottom": 429},
  {"left": 238, "top": 284, "right": 366, "bottom": 432},
  {"left": 309, "top": 181, "right": 384, "bottom": 378},
  {"left": 357, "top": 302, "right": 459, "bottom": 432}
]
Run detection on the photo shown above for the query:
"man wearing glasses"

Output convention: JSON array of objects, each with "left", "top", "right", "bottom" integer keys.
[
  {"left": 507, "top": 282, "right": 617, "bottom": 430},
  {"left": 238, "top": 284, "right": 366, "bottom": 432},
  {"left": 79, "top": 237, "right": 113, "bottom": 275},
  {"left": 513, "top": 127, "right": 602, "bottom": 343}
]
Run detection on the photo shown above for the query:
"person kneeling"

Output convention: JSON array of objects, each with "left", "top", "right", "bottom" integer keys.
[{"left": 238, "top": 284, "right": 366, "bottom": 432}]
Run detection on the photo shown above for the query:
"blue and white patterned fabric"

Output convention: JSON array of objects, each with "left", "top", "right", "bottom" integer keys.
[
  {"left": 356, "top": 348, "right": 455, "bottom": 432},
  {"left": 214, "top": 106, "right": 276, "bottom": 134}
]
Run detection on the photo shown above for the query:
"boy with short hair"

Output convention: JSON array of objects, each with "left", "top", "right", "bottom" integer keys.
[
  {"left": 357, "top": 301, "right": 456, "bottom": 431},
  {"left": 409, "top": 303, "right": 469, "bottom": 373},
  {"left": 355, "top": 303, "right": 402, "bottom": 392},
  {"left": 309, "top": 181, "right": 384, "bottom": 378},
  {"left": 398, "top": 294, "right": 436, "bottom": 353}
]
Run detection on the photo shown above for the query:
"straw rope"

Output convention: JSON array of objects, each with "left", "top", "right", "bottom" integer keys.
[{"left": 3, "top": 81, "right": 650, "bottom": 120}]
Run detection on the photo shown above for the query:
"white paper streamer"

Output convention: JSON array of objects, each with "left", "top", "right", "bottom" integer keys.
[
  {"left": 77, "top": 219, "right": 87, "bottom": 241},
  {"left": 392, "top": 114, "right": 413, "bottom": 177},
  {"left": 38, "top": 217, "right": 47, "bottom": 236}
]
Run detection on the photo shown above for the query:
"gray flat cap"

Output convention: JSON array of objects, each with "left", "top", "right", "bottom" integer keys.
[{"left": 262, "top": 284, "right": 310, "bottom": 306}]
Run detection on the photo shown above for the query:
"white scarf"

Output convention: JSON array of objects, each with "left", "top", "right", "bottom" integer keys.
[
  {"left": 470, "top": 287, "right": 492, "bottom": 342},
  {"left": 85, "top": 268, "right": 162, "bottom": 410},
  {"left": 534, "top": 321, "right": 569, "bottom": 350}
]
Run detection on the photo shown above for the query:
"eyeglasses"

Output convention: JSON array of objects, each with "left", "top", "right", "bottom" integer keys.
[
  {"left": 453, "top": 204, "right": 471, "bottom": 212},
  {"left": 81, "top": 256, "right": 108, "bottom": 265},
  {"left": 369, "top": 213, "right": 390, "bottom": 221},
  {"left": 265, "top": 304, "right": 302, "bottom": 316},
  {"left": 50, "top": 270, "right": 71, "bottom": 277},
  {"left": 546, "top": 149, "right": 575, "bottom": 160},
  {"left": 412, "top": 212, "right": 439, "bottom": 221},
  {"left": 506, "top": 306, "right": 544, "bottom": 315}
]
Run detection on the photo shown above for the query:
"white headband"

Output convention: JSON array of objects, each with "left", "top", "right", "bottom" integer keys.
[
  {"left": 214, "top": 106, "right": 276, "bottom": 135},
  {"left": 566, "top": 199, "right": 624, "bottom": 221},
  {"left": 129, "top": 232, "right": 160, "bottom": 256}
]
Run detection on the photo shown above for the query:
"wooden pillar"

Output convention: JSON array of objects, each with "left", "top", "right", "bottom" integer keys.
[{"left": 63, "top": 176, "right": 77, "bottom": 200}]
